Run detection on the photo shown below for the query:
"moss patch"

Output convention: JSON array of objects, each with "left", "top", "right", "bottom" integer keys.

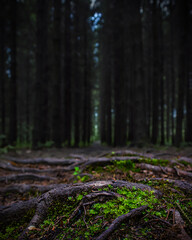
[{"left": 0, "top": 208, "right": 35, "bottom": 240}]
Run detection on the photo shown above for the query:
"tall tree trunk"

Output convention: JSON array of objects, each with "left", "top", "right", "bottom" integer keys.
[
  {"left": 185, "top": 3, "right": 192, "bottom": 142},
  {"left": 32, "top": 0, "right": 49, "bottom": 148},
  {"left": 52, "top": 0, "right": 61, "bottom": 147},
  {"left": 113, "top": 0, "right": 127, "bottom": 146},
  {"left": 132, "top": 0, "right": 147, "bottom": 145},
  {"left": 8, "top": 0, "right": 17, "bottom": 144},
  {"left": 0, "top": 0, "right": 6, "bottom": 146},
  {"left": 151, "top": 0, "right": 159, "bottom": 144},
  {"left": 170, "top": 0, "right": 175, "bottom": 144},
  {"left": 100, "top": 0, "right": 112, "bottom": 145},
  {"left": 63, "top": 0, "right": 72, "bottom": 146},
  {"left": 159, "top": 6, "right": 165, "bottom": 145},
  {"left": 74, "top": 0, "right": 81, "bottom": 147},
  {"left": 175, "top": 0, "right": 188, "bottom": 147}
]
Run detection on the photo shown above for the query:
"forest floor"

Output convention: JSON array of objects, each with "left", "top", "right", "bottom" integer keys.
[{"left": 0, "top": 143, "right": 192, "bottom": 240}]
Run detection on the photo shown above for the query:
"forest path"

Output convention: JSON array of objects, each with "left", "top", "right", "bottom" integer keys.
[
  {"left": 0, "top": 146, "right": 192, "bottom": 239},
  {"left": 0, "top": 146, "right": 192, "bottom": 205}
]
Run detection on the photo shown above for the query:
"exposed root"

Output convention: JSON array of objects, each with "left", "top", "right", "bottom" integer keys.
[
  {"left": 0, "top": 180, "right": 160, "bottom": 239},
  {"left": 0, "top": 183, "right": 68, "bottom": 194},
  {"left": 5, "top": 156, "right": 82, "bottom": 166},
  {"left": 0, "top": 173, "right": 56, "bottom": 183},
  {"left": 0, "top": 198, "right": 37, "bottom": 223},
  {"left": 95, "top": 205, "right": 148, "bottom": 240},
  {"left": 143, "top": 178, "right": 192, "bottom": 194},
  {"left": 171, "top": 209, "right": 192, "bottom": 240},
  {"left": 138, "top": 163, "right": 192, "bottom": 179},
  {"left": 0, "top": 161, "right": 78, "bottom": 173},
  {"left": 67, "top": 191, "right": 123, "bottom": 225}
]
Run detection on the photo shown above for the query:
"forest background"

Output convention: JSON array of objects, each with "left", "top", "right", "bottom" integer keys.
[{"left": 0, "top": 0, "right": 192, "bottom": 150}]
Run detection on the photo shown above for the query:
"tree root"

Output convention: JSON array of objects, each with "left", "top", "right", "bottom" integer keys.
[
  {"left": 171, "top": 209, "right": 192, "bottom": 240},
  {"left": 67, "top": 191, "right": 123, "bottom": 225},
  {"left": 0, "top": 161, "right": 78, "bottom": 173},
  {"left": 0, "top": 183, "right": 68, "bottom": 194},
  {"left": 2, "top": 154, "right": 188, "bottom": 176},
  {"left": 0, "top": 173, "right": 56, "bottom": 183},
  {"left": 0, "top": 180, "right": 160, "bottom": 239},
  {"left": 4, "top": 156, "right": 82, "bottom": 166},
  {"left": 95, "top": 205, "right": 148, "bottom": 240},
  {"left": 144, "top": 178, "right": 192, "bottom": 194},
  {"left": 138, "top": 163, "right": 192, "bottom": 179},
  {"left": 0, "top": 197, "right": 37, "bottom": 221}
]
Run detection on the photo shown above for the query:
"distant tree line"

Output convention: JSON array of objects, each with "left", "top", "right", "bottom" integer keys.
[
  {"left": 99, "top": 0, "right": 192, "bottom": 147},
  {"left": 0, "top": 0, "right": 191, "bottom": 148}
]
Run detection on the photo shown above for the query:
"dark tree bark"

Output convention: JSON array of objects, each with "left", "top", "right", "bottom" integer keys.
[
  {"left": 81, "top": 0, "right": 92, "bottom": 145},
  {"left": 52, "top": 0, "right": 61, "bottom": 147},
  {"left": 159, "top": 6, "right": 165, "bottom": 145},
  {"left": 131, "top": 0, "right": 147, "bottom": 145},
  {"left": 185, "top": 2, "right": 192, "bottom": 142},
  {"left": 32, "top": 0, "right": 49, "bottom": 148},
  {"left": 0, "top": 0, "right": 6, "bottom": 146},
  {"left": 170, "top": 0, "right": 176, "bottom": 144},
  {"left": 8, "top": 0, "right": 17, "bottom": 144},
  {"left": 175, "top": 0, "right": 188, "bottom": 147},
  {"left": 113, "top": 0, "right": 127, "bottom": 146},
  {"left": 82, "top": 14, "right": 89, "bottom": 144},
  {"left": 100, "top": 0, "right": 112, "bottom": 145},
  {"left": 185, "top": 71, "right": 192, "bottom": 142},
  {"left": 151, "top": 0, "right": 159, "bottom": 144},
  {"left": 63, "top": 0, "right": 72, "bottom": 146},
  {"left": 73, "top": 0, "right": 81, "bottom": 147}
]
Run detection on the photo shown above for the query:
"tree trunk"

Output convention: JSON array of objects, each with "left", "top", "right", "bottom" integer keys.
[
  {"left": 73, "top": 0, "right": 81, "bottom": 147},
  {"left": 52, "top": 0, "right": 61, "bottom": 147},
  {"left": 32, "top": 0, "right": 49, "bottom": 148},
  {"left": 0, "top": 0, "right": 6, "bottom": 146},
  {"left": 63, "top": 0, "right": 72, "bottom": 146},
  {"left": 113, "top": 0, "right": 127, "bottom": 146},
  {"left": 175, "top": 0, "right": 188, "bottom": 147},
  {"left": 8, "top": 0, "right": 17, "bottom": 145},
  {"left": 151, "top": 0, "right": 159, "bottom": 144}
]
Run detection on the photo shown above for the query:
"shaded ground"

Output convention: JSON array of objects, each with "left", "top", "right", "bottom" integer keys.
[{"left": 0, "top": 144, "right": 192, "bottom": 239}]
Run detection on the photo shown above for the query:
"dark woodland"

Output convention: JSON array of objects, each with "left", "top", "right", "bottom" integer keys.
[
  {"left": 0, "top": 1, "right": 192, "bottom": 240},
  {"left": 0, "top": 0, "right": 192, "bottom": 149}
]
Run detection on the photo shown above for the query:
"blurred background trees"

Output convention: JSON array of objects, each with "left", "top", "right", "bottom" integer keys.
[{"left": 0, "top": 0, "right": 191, "bottom": 148}]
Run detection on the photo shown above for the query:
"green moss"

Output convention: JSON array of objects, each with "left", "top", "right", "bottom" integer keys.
[
  {"left": 139, "top": 158, "right": 169, "bottom": 166},
  {"left": 3, "top": 181, "right": 192, "bottom": 239},
  {"left": 142, "top": 179, "right": 192, "bottom": 224},
  {"left": 27, "top": 187, "right": 165, "bottom": 239},
  {"left": 0, "top": 208, "right": 35, "bottom": 240},
  {"left": 178, "top": 160, "right": 192, "bottom": 167},
  {"left": 114, "top": 159, "right": 136, "bottom": 172}
]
